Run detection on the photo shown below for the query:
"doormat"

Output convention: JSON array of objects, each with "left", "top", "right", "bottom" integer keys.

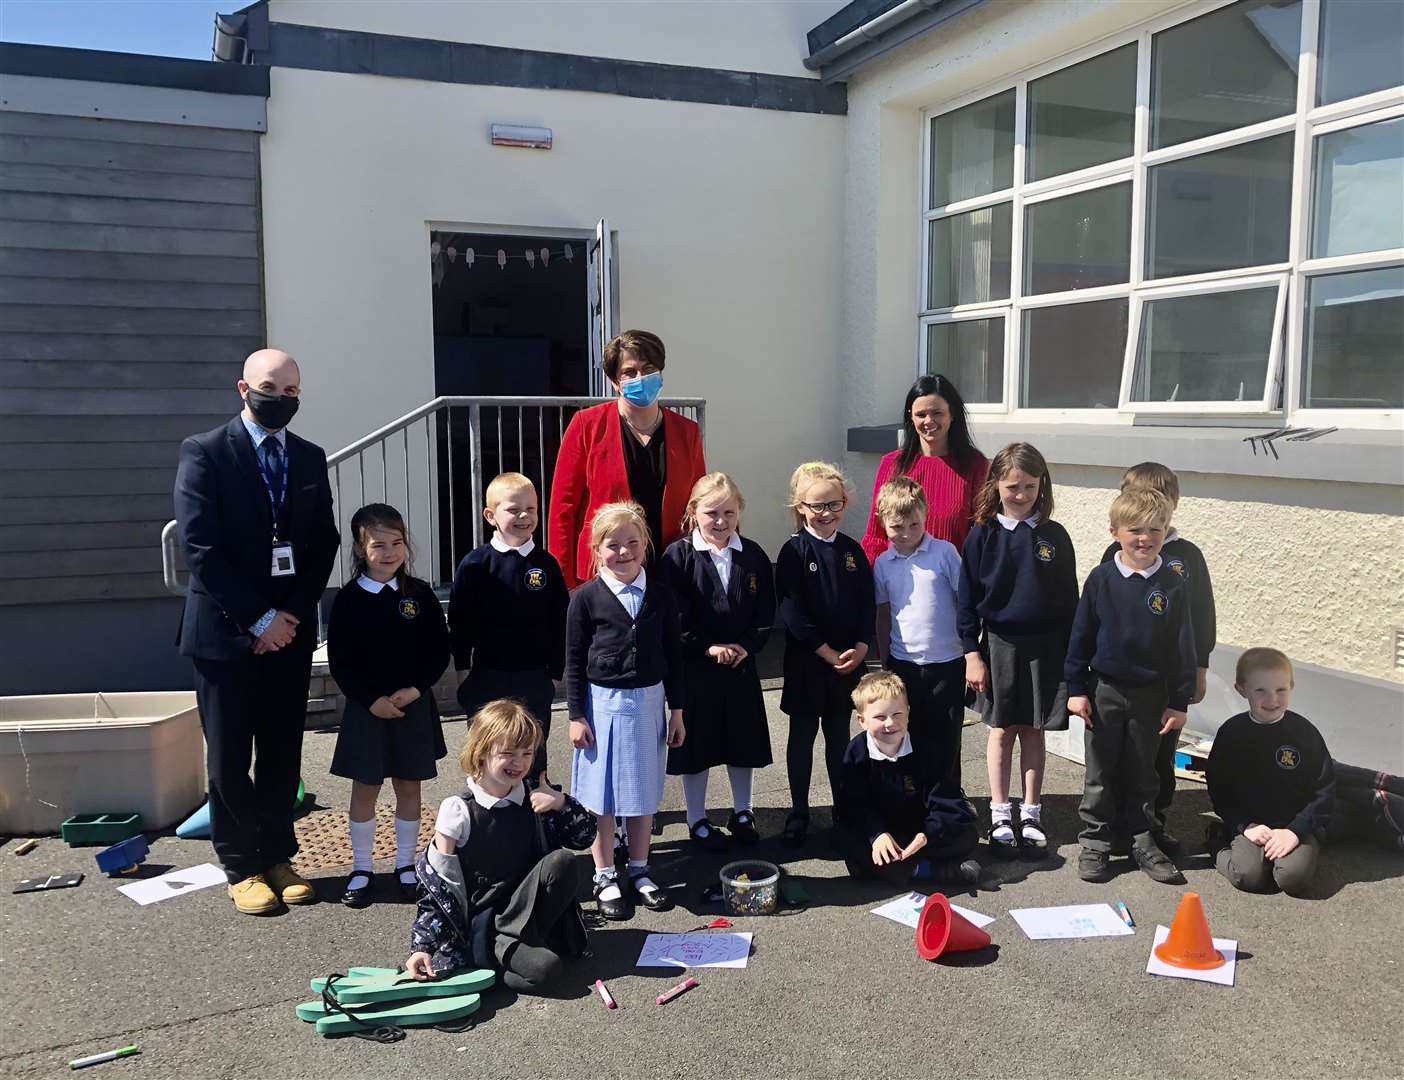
[{"left": 292, "top": 803, "right": 436, "bottom": 875}]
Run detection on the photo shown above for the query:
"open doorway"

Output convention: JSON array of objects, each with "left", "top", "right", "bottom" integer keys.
[{"left": 428, "top": 229, "right": 592, "bottom": 578}]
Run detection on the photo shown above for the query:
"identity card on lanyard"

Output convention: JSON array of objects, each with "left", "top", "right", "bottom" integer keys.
[{"left": 260, "top": 441, "right": 296, "bottom": 578}]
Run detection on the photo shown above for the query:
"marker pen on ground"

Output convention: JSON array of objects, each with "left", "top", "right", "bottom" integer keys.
[
  {"left": 655, "top": 976, "right": 699, "bottom": 1005},
  {"left": 594, "top": 978, "right": 617, "bottom": 1009},
  {"left": 1116, "top": 901, "right": 1135, "bottom": 927},
  {"left": 69, "top": 1045, "right": 139, "bottom": 1070}
]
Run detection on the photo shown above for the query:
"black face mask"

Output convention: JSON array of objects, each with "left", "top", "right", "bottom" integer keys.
[{"left": 245, "top": 388, "right": 300, "bottom": 430}]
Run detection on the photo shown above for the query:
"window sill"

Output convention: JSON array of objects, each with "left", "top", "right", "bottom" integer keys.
[{"left": 846, "top": 422, "right": 1404, "bottom": 486}]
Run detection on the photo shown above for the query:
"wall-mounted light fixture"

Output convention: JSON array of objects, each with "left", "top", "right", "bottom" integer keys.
[{"left": 490, "top": 124, "right": 552, "bottom": 149}]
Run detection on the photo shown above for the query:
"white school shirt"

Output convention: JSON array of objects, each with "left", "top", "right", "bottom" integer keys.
[
  {"left": 1113, "top": 552, "right": 1163, "bottom": 579},
  {"left": 601, "top": 566, "right": 646, "bottom": 618},
  {"left": 866, "top": 731, "right": 913, "bottom": 761},
  {"left": 872, "top": 533, "right": 963, "bottom": 664},
  {"left": 692, "top": 528, "right": 742, "bottom": 591},
  {"left": 356, "top": 574, "right": 400, "bottom": 594},
  {"left": 995, "top": 512, "right": 1040, "bottom": 530},
  {"left": 434, "top": 777, "right": 527, "bottom": 845},
  {"left": 490, "top": 533, "right": 536, "bottom": 557}
]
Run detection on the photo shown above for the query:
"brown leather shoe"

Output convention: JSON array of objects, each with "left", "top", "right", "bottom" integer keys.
[
  {"left": 265, "top": 862, "right": 315, "bottom": 904},
  {"left": 228, "top": 874, "right": 281, "bottom": 915}
]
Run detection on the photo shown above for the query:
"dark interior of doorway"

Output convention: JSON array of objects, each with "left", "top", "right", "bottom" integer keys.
[{"left": 429, "top": 230, "right": 590, "bottom": 580}]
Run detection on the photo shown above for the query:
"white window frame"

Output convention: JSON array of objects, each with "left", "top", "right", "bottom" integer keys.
[{"left": 916, "top": 0, "right": 1404, "bottom": 429}]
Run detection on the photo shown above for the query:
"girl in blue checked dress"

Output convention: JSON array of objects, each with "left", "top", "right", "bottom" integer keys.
[{"left": 566, "top": 501, "right": 685, "bottom": 921}]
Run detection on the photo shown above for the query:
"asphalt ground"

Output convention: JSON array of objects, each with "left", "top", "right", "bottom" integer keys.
[{"left": 2, "top": 694, "right": 1400, "bottom": 1080}]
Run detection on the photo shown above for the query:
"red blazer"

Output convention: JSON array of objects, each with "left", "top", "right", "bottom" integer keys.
[{"left": 548, "top": 401, "right": 706, "bottom": 589}]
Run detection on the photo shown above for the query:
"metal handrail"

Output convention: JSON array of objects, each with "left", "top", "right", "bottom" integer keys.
[{"left": 159, "top": 395, "right": 706, "bottom": 598}]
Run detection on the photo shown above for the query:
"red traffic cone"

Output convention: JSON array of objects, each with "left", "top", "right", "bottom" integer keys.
[
  {"left": 915, "top": 892, "right": 992, "bottom": 960},
  {"left": 1154, "top": 892, "right": 1226, "bottom": 970}
]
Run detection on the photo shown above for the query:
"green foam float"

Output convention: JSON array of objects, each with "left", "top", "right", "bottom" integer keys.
[
  {"left": 306, "top": 967, "right": 495, "bottom": 1006},
  {"left": 308, "top": 967, "right": 400, "bottom": 993},
  {"left": 297, "top": 992, "right": 484, "bottom": 1034}
]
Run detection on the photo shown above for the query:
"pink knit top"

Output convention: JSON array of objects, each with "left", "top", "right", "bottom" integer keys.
[{"left": 860, "top": 448, "right": 990, "bottom": 563}]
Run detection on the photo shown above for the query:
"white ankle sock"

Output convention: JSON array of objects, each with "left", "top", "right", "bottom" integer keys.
[
  {"left": 594, "top": 867, "right": 621, "bottom": 903},
  {"left": 682, "top": 771, "right": 710, "bottom": 828},
  {"left": 349, "top": 817, "right": 375, "bottom": 887},
  {"left": 990, "top": 801, "right": 1012, "bottom": 822},
  {"left": 394, "top": 816, "right": 419, "bottom": 882},
  {"left": 1021, "top": 802, "right": 1042, "bottom": 822},
  {"left": 726, "top": 766, "right": 754, "bottom": 812},
  {"left": 628, "top": 860, "right": 660, "bottom": 895}
]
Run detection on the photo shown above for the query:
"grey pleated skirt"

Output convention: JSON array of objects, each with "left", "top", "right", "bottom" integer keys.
[{"left": 979, "top": 626, "right": 1070, "bottom": 731}]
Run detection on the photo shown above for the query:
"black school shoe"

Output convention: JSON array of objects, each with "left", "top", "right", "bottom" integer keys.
[
  {"left": 780, "top": 812, "right": 809, "bottom": 848},
  {"left": 727, "top": 810, "right": 761, "bottom": 846},
  {"left": 593, "top": 876, "right": 630, "bottom": 921},
  {"left": 689, "top": 819, "right": 729, "bottom": 852},
  {"left": 627, "top": 864, "right": 673, "bottom": 912},
  {"left": 930, "top": 858, "right": 981, "bottom": 888},
  {"left": 341, "top": 871, "right": 374, "bottom": 909},
  {"left": 1078, "top": 849, "right": 1113, "bottom": 883},
  {"left": 1132, "top": 842, "right": 1186, "bottom": 885},
  {"left": 989, "top": 819, "right": 1020, "bottom": 859},
  {"left": 394, "top": 865, "right": 418, "bottom": 902}
]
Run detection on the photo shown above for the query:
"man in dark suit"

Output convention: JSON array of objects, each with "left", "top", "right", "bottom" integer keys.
[{"left": 174, "top": 349, "right": 340, "bottom": 915}]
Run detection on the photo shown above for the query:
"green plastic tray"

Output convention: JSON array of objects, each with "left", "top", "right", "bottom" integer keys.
[
  {"left": 60, "top": 813, "right": 142, "bottom": 846},
  {"left": 297, "top": 992, "right": 483, "bottom": 1034}
]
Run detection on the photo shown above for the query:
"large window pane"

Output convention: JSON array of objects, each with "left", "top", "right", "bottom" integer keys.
[
  {"left": 928, "top": 204, "right": 1012, "bottom": 309},
  {"left": 1022, "top": 298, "right": 1129, "bottom": 408},
  {"left": 1312, "top": 117, "right": 1404, "bottom": 258},
  {"left": 1027, "top": 43, "right": 1137, "bottom": 182},
  {"left": 1152, "top": 0, "right": 1301, "bottom": 149},
  {"left": 930, "top": 90, "right": 1015, "bottom": 207},
  {"left": 1304, "top": 266, "right": 1404, "bottom": 408},
  {"left": 927, "top": 317, "right": 1005, "bottom": 404},
  {"left": 1317, "top": 0, "right": 1404, "bottom": 106},
  {"left": 1131, "top": 287, "right": 1276, "bottom": 403},
  {"left": 1146, "top": 134, "right": 1293, "bottom": 279},
  {"left": 1024, "top": 182, "right": 1131, "bottom": 294}
]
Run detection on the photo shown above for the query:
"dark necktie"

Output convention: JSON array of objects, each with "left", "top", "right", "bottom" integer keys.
[{"left": 261, "top": 438, "right": 284, "bottom": 509}]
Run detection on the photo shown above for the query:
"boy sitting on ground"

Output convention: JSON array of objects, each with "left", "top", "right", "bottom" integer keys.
[{"left": 835, "top": 671, "right": 980, "bottom": 888}]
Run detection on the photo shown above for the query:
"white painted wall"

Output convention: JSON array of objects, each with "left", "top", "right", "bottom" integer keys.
[
  {"left": 268, "top": 0, "right": 848, "bottom": 78},
  {"left": 261, "top": 66, "right": 846, "bottom": 555}
]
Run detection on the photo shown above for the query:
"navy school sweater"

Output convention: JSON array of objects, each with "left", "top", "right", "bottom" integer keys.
[
  {"left": 1063, "top": 559, "right": 1196, "bottom": 710},
  {"left": 1101, "top": 534, "right": 1215, "bottom": 668},
  {"left": 836, "top": 733, "right": 978, "bottom": 846},
  {"left": 564, "top": 573, "right": 683, "bottom": 720},
  {"left": 958, "top": 518, "right": 1079, "bottom": 652},
  {"left": 660, "top": 536, "right": 775, "bottom": 660},
  {"left": 775, "top": 530, "right": 876, "bottom": 655},
  {"left": 1206, "top": 710, "right": 1335, "bottom": 839},
  {"left": 448, "top": 540, "right": 569, "bottom": 678},
  {"left": 327, "top": 577, "right": 451, "bottom": 708}
]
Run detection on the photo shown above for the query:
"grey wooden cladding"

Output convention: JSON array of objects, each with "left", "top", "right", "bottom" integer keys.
[{"left": 0, "top": 109, "right": 264, "bottom": 606}]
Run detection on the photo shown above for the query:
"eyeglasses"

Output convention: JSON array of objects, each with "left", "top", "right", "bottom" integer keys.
[{"left": 801, "top": 500, "right": 846, "bottom": 514}]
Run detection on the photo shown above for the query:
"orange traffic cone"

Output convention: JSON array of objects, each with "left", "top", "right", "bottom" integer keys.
[
  {"left": 915, "top": 892, "right": 992, "bottom": 961},
  {"left": 1154, "top": 892, "right": 1226, "bottom": 970}
]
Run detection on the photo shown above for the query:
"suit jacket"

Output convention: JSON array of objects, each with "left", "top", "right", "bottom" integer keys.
[
  {"left": 173, "top": 416, "right": 340, "bottom": 660},
  {"left": 547, "top": 401, "right": 706, "bottom": 589}
]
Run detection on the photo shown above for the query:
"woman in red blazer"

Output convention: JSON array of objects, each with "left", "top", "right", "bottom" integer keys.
[{"left": 548, "top": 330, "right": 706, "bottom": 589}]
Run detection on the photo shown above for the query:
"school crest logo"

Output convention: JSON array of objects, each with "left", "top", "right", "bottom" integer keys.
[
  {"left": 746, "top": 572, "right": 758, "bottom": 595},
  {"left": 902, "top": 776, "right": 916, "bottom": 796},
  {"left": 1034, "top": 539, "right": 1056, "bottom": 563},
  {"left": 1146, "top": 589, "right": 1168, "bottom": 616},
  {"left": 844, "top": 552, "right": 858, "bottom": 572},
  {"left": 398, "top": 597, "right": 419, "bottom": 620},
  {"left": 1275, "top": 746, "right": 1300, "bottom": 770},
  {"left": 524, "top": 567, "right": 547, "bottom": 591},
  {"left": 1166, "top": 558, "right": 1187, "bottom": 578}
]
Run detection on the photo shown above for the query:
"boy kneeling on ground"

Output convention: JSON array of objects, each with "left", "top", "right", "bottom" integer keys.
[
  {"left": 836, "top": 671, "right": 980, "bottom": 888},
  {"left": 1206, "top": 648, "right": 1335, "bottom": 897}
]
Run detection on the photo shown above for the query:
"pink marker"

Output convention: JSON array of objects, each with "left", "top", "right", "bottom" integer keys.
[
  {"left": 655, "top": 976, "right": 699, "bottom": 1005},
  {"left": 594, "top": 978, "right": 617, "bottom": 1010}
]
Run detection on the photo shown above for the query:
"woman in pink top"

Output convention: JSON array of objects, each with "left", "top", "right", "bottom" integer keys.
[{"left": 860, "top": 374, "right": 989, "bottom": 563}]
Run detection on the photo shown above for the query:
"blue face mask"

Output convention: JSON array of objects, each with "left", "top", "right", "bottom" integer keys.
[{"left": 618, "top": 370, "right": 662, "bottom": 407}]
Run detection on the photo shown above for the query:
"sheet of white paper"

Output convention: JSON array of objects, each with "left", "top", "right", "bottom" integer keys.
[
  {"left": 117, "top": 862, "right": 227, "bottom": 906},
  {"left": 1145, "top": 924, "right": 1238, "bottom": 986},
  {"left": 1008, "top": 903, "right": 1134, "bottom": 939},
  {"left": 869, "top": 891, "right": 995, "bottom": 930},
  {"left": 636, "top": 932, "right": 753, "bottom": 969}
]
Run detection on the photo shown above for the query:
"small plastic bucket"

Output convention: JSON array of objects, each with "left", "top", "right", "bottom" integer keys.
[{"left": 719, "top": 860, "right": 780, "bottom": 916}]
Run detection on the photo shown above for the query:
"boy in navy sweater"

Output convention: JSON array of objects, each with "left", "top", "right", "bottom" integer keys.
[
  {"left": 835, "top": 671, "right": 980, "bottom": 888},
  {"left": 1066, "top": 489, "right": 1195, "bottom": 885},
  {"left": 1206, "top": 648, "right": 1334, "bottom": 897},
  {"left": 1099, "top": 462, "right": 1215, "bottom": 852},
  {"left": 449, "top": 473, "right": 569, "bottom": 779}
]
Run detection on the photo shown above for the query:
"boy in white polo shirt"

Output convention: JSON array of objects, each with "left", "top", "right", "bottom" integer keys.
[{"left": 873, "top": 476, "right": 967, "bottom": 785}]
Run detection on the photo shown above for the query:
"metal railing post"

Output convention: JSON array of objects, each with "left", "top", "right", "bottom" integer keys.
[{"left": 469, "top": 403, "right": 485, "bottom": 551}]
